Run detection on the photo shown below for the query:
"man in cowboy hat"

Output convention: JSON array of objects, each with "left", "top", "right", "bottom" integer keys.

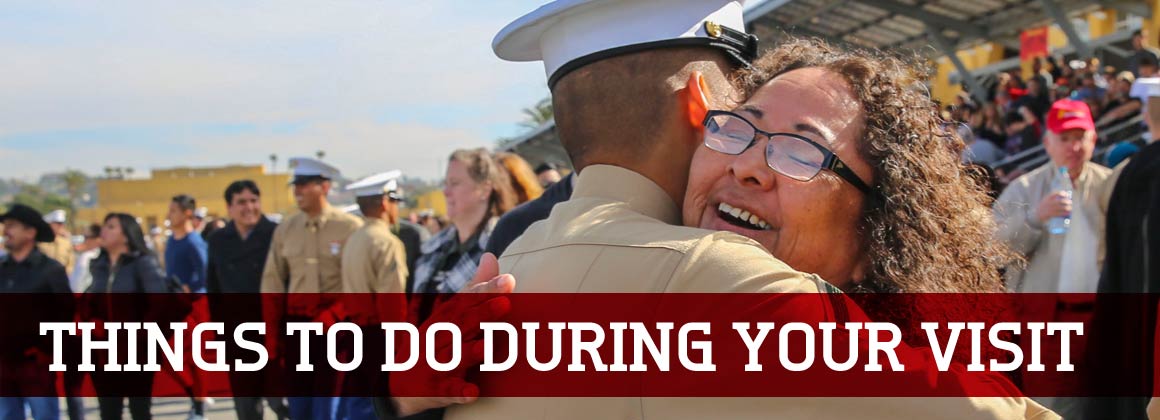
[{"left": 0, "top": 204, "right": 73, "bottom": 420}]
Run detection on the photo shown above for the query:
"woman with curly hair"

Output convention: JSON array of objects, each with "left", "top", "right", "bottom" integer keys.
[{"left": 682, "top": 37, "right": 1020, "bottom": 356}]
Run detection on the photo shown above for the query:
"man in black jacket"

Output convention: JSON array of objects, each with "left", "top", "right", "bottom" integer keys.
[
  {"left": 0, "top": 204, "right": 72, "bottom": 420},
  {"left": 205, "top": 180, "right": 286, "bottom": 420},
  {"left": 1085, "top": 87, "right": 1160, "bottom": 419}
]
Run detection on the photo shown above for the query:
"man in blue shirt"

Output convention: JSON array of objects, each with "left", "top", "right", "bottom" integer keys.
[
  {"left": 165, "top": 194, "right": 210, "bottom": 419},
  {"left": 166, "top": 194, "right": 208, "bottom": 292}
]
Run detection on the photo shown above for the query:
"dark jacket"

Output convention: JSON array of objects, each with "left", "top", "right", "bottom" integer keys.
[
  {"left": 1085, "top": 140, "right": 1160, "bottom": 419},
  {"left": 88, "top": 251, "right": 168, "bottom": 294},
  {"left": 0, "top": 248, "right": 73, "bottom": 359},
  {"left": 485, "top": 173, "right": 574, "bottom": 257},
  {"left": 206, "top": 216, "right": 277, "bottom": 294},
  {"left": 206, "top": 216, "right": 277, "bottom": 331},
  {"left": 0, "top": 248, "right": 71, "bottom": 294},
  {"left": 85, "top": 251, "right": 169, "bottom": 323},
  {"left": 395, "top": 219, "right": 429, "bottom": 294}
]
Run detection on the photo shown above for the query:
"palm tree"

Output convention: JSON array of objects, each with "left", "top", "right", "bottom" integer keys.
[
  {"left": 103, "top": 167, "right": 114, "bottom": 179},
  {"left": 269, "top": 153, "right": 280, "bottom": 213},
  {"left": 125, "top": 167, "right": 135, "bottom": 178},
  {"left": 61, "top": 169, "right": 88, "bottom": 231},
  {"left": 315, "top": 150, "right": 326, "bottom": 161},
  {"left": 520, "top": 97, "right": 554, "bottom": 129}
]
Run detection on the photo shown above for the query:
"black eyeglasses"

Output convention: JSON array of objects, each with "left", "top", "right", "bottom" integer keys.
[{"left": 702, "top": 110, "right": 874, "bottom": 194}]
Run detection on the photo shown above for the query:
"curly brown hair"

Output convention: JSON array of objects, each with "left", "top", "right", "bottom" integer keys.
[
  {"left": 734, "top": 37, "right": 1016, "bottom": 294},
  {"left": 732, "top": 38, "right": 1019, "bottom": 356}
]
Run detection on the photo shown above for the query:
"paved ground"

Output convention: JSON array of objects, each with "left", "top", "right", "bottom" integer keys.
[{"left": 67, "top": 397, "right": 281, "bottom": 419}]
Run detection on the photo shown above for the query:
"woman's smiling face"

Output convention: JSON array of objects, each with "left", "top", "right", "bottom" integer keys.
[{"left": 683, "top": 67, "right": 875, "bottom": 287}]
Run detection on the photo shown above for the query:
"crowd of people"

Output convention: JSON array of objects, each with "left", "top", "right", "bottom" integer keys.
[
  {"left": 955, "top": 30, "right": 1158, "bottom": 179},
  {"left": 1, "top": 1, "right": 1159, "bottom": 420},
  {"left": 0, "top": 147, "right": 556, "bottom": 420}
]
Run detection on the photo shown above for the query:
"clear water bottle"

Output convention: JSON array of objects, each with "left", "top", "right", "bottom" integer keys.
[{"left": 1048, "top": 166, "right": 1072, "bottom": 235}]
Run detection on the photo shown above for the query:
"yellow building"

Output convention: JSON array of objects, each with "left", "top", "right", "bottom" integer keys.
[
  {"left": 75, "top": 164, "right": 294, "bottom": 229},
  {"left": 409, "top": 189, "right": 447, "bottom": 217}
]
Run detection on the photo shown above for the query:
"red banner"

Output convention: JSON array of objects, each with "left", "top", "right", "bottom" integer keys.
[
  {"left": 1021, "top": 27, "right": 1049, "bottom": 61},
  {"left": 0, "top": 293, "right": 1156, "bottom": 398}
]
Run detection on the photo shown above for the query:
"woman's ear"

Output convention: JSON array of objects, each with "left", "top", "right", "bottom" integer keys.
[{"left": 685, "top": 71, "right": 710, "bottom": 130}]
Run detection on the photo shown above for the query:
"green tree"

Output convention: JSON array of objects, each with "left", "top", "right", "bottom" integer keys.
[
  {"left": 12, "top": 184, "right": 71, "bottom": 216},
  {"left": 496, "top": 97, "right": 554, "bottom": 148},
  {"left": 494, "top": 136, "right": 518, "bottom": 149},
  {"left": 520, "top": 97, "right": 554, "bottom": 129},
  {"left": 61, "top": 169, "right": 89, "bottom": 231}
]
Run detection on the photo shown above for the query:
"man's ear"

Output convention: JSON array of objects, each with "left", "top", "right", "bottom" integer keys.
[{"left": 685, "top": 71, "right": 710, "bottom": 130}]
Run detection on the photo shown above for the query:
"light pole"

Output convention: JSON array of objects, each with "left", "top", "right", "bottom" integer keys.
[{"left": 269, "top": 154, "right": 278, "bottom": 214}]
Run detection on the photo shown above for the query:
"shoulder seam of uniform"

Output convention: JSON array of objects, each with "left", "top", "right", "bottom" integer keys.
[
  {"left": 659, "top": 244, "right": 687, "bottom": 293},
  {"left": 573, "top": 247, "right": 607, "bottom": 292},
  {"left": 501, "top": 240, "right": 694, "bottom": 258}
]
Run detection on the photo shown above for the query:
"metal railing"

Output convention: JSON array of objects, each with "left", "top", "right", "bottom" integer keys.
[{"left": 992, "top": 115, "right": 1145, "bottom": 174}]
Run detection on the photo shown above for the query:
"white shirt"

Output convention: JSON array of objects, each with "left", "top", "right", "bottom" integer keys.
[{"left": 70, "top": 248, "right": 100, "bottom": 293}]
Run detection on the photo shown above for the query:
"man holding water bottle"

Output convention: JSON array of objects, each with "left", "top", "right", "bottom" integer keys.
[
  {"left": 994, "top": 98, "right": 1114, "bottom": 294},
  {"left": 993, "top": 98, "right": 1116, "bottom": 418}
]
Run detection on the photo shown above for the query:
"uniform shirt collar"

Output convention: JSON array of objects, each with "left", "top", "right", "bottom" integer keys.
[
  {"left": 572, "top": 164, "right": 681, "bottom": 225},
  {"left": 309, "top": 203, "right": 341, "bottom": 225},
  {"left": 363, "top": 218, "right": 389, "bottom": 228}
]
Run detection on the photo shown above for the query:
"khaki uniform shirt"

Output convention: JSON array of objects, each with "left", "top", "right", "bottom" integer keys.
[
  {"left": 341, "top": 218, "right": 408, "bottom": 294},
  {"left": 994, "top": 162, "right": 1114, "bottom": 292},
  {"left": 446, "top": 165, "right": 1056, "bottom": 420},
  {"left": 260, "top": 204, "right": 362, "bottom": 299},
  {"left": 38, "top": 235, "right": 74, "bottom": 277}
]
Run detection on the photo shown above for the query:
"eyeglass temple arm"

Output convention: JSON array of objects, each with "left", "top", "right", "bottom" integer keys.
[{"left": 826, "top": 157, "right": 875, "bottom": 195}]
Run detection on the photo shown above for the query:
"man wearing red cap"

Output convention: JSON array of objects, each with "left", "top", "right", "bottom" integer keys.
[
  {"left": 995, "top": 98, "right": 1114, "bottom": 293},
  {"left": 993, "top": 98, "right": 1114, "bottom": 415}
]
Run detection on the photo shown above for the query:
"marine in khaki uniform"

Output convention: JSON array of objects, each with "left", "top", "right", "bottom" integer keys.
[
  {"left": 341, "top": 171, "right": 410, "bottom": 420},
  {"left": 341, "top": 171, "right": 408, "bottom": 295},
  {"left": 444, "top": 1, "right": 1057, "bottom": 419},
  {"left": 261, "top": 158, "right": 362, "bottom": 296},
  {"left": 38, "top": 209, "right": 75, "bottom": 277},
  {"left": 260, "top": 157, "right": 361, "bottom": 420}
]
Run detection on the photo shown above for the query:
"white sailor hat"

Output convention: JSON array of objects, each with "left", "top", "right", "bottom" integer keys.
[
  {"left": 289, "top": 157, "right": 341, "bottom": 185},
  {"left": 1130, "top": 78, "right": 1160, "bottom": 99},
  {"left": 193, "top": 207, "right": 208, "bottom": 219},
  {"left": 43, "top": 209, "right": 67, "bottom": 224},
  {"left": 346, "top": 170, "right": 404, "bottom": 200},
  {"left": 493, "top": 0, "right": 756, "bottom": 87}
]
